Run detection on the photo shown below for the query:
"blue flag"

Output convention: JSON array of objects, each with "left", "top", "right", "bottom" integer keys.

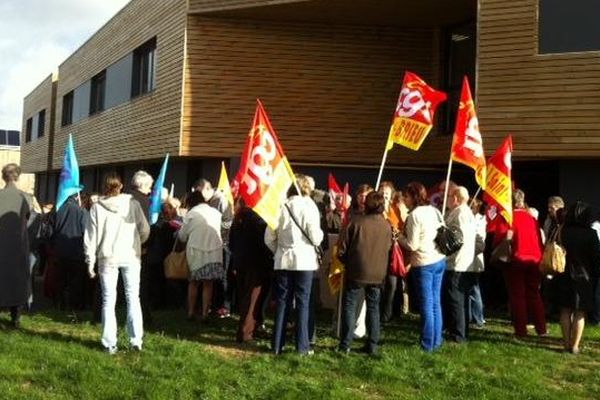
[
  {"left": 149, "top": 154, "right": 169, "bottom": 224},
  {"left": 56, "top": 134, "right": 83, "bottom": 211}
]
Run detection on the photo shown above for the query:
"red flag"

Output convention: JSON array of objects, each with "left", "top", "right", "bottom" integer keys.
[
  {"left": 386, "top": 71, "right": 447, "bottom": 151},
  {"left": 451, "top": 77, "right": 487, "bottom": 189},
  {"left": 234, "top": 100, "right": 295, "bottom": 229},
  {"left": 484, "top": 135, "right": 513, "bottom": 226},
  {"left": 328, "top": 173, "right": 342, "bottom": 196}
]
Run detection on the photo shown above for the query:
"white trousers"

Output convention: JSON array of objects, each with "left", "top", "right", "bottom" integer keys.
[{"left": 99, "top": 263, "right": 143, "bottom": 349}]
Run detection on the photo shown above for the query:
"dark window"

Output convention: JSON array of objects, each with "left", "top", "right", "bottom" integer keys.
[
  {"left": 132, "top": 37, "right": 157, "bottom": 98},
  {"left": 90, "top": 70, "right": 106, "bottom": 115},
  {"left": 25, "top": 118, "right": 32, "bottom": 143},
  {"left": 539, "top": 0, "right": 600, "bottom": 54},
  {"left": 440, "top": 22, "right": 476, "bottom": 135},
  {"left": 0, "top": 130, "right": 5, "bottom": 145},
  {"left": 7, "top": 130, "right": 20, "bottom": 146},
  {"left": 62, "top": 91, "right": 74, "bottom": 126},
  {"left": 38, "top": 109, "right": 46, "bottom": 138}
]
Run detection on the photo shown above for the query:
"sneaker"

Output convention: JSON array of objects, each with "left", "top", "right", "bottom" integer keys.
[
  {"left": 131, "top": 344, "right": 142, "bottom": 352},
  {"left": 105, "top": 346, "right": 118, "bottom": 355},
  {"left": 299, "top": 349, "right": 314, "bottom": 357}
]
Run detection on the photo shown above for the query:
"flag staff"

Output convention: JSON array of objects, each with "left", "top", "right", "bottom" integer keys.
[
  {"left": 441, "top": 157, "right": 454, "bottom": 214},
  {"left": 375, "top": 133, "right": 393, "bottom": 189},
  {"left": 469, "top": 186, "right": 482, "bottom": 207}
]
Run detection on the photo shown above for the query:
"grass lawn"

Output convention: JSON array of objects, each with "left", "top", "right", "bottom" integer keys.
[{"left": 0, "top": 309, "right": 599, "bottom": 399}]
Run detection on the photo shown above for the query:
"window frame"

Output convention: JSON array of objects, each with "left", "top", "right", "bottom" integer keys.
[
  {"left": 90, "top": 70, "right": 107, "bottom": 115},
  {"left": 131, "top": 37, "right": 157, "bottom": 98},
  {"left": 62, "top": 91, "right": 74, "bottom": 126}
]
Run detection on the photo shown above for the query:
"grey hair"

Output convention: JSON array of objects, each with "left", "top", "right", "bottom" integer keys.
[
  {"left": 547, "top": 196, "right": 564, "bottom": 208},
  {"left": 453, "top": 186, "right": 470, "bottom": 203},
  {"left": 1, "top": 163, "right": 21, "bottom": 182},
  {"left": 513, "top": 189, "right": 526, "bottom": 209},
  {"left": 131, "top": 170, "right": 153, "bottom": 190}
]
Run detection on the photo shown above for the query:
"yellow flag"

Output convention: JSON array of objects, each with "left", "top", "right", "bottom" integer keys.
[{"left": 217, "top": 161, "right": 234, "bottom": 207}]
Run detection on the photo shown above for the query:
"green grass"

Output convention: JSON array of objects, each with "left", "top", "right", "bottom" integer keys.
[{"left": 0, "top": 309, "right": 599, "bottom": 399}]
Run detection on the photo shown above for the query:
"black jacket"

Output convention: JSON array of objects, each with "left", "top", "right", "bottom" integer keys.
[{"left": 52, "top": 196, "right": 89, "bottom": 262}]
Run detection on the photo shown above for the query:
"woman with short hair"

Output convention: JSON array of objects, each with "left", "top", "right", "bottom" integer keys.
[
  {"left": 178, "top": 190, "right": 224, "bottom": 321},
  {"left": 397, "top": 182, "right": 446, "bottom": 351},
  {"left": 265, "top": 174, "right": 324, "bottom": 355},
  {"left": 338, "top": 191, "right": 392, "bottom": 355}
]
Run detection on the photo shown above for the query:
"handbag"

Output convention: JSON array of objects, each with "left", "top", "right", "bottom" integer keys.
[
  {"left": 434, "top": 210, "right": 463, "bottom": 256},
  {"left": 389, "top": 240, "right": 407, "bottom": 278},
  {"left": 163, "top": 240, "right": 189, "bottom": 280},
  {"left": 284, "top": 204, "right": 324, "bottom": 266},
  {"left": 539, "top": 225, "right": 566, "bottom": 275}
]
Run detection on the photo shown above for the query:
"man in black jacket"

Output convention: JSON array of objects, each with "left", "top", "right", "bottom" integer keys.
[{"left": 52, "top": 194, "right": 90, "bottom": 311}]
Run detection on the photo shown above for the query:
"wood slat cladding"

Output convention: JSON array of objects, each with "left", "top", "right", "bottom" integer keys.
[
  {"left": 53, "top": 0, "right": 187, "bottom": 170},
  {"left": 478, "top": 0, "right": 600, "bottom": 158},
  {"left": 21, "top": 74, "right": 54, "bottom": 172},
  {"left": 182, "top": 16, "right": 448, "bottom": 166},
  {"left": 188, "top": 0, "right": 306, "bottom": 13}
]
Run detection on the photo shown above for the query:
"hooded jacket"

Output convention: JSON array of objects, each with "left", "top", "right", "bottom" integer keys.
[{"left": 84, "top": 194, "right": 150, "bottom": 268}]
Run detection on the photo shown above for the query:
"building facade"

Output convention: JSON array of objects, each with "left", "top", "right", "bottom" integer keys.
[{"left": 21, "top": 0, "right": 600, "bottom": 209}]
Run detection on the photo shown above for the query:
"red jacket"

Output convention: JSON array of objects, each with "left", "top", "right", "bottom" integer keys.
[{"left": 510, "top": 209, "right": 543, "bottom": 264}]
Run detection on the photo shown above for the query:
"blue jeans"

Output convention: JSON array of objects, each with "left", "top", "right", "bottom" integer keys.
[
  {"left": 469, "top": 275, "right": 485, "bottom": 326},
  {"left": 412, "top": 259, "right": 446, "bottom": 351},
  {"left": 99, "top": 263, "right": 143, "bottom": 349},
  {"left": 272, "top": 270, "right": 313, "bottom": 354},
  {"left": 339, "top": 281, "right": 381, "bottom": 354}
]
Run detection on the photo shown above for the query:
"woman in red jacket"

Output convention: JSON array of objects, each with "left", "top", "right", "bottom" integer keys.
[{"left": 498, "top": 189, "right": 547, "bottom": 337}]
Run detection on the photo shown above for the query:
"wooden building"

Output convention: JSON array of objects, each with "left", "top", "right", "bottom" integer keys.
[{"left": 21, "top": 0, "right": 600, "bottom": 208}]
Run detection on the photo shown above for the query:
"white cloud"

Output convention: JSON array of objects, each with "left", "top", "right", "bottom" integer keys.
[{"left": 0, "top": 0, "right": 130, "bottom": 130}]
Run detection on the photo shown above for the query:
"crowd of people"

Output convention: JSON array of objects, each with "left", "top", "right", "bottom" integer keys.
[{"left": 1, "top": 162, "right": 599, "bottom": 357}]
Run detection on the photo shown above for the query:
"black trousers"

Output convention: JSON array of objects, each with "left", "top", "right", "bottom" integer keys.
[{"left": 443, "top": 271, "right": 477, "bottom": 342}]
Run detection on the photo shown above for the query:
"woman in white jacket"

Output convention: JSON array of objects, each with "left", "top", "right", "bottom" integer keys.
[
  {"left": 397, "top": 182, "right": 446, "bottom": 352},
  {"left": 265, "top": 174, "right": 324, "bottom": 355},
  {"left": 178, "top": 191, "right": 224, "bottom": 321},
  {"left": 85, "top": 173, "right": 150, "bottom": 354}
]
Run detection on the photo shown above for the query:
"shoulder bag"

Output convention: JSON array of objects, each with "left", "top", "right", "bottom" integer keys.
[
  {"left": 539, "top": 225, "right": 566, "bottom": 275},
  {"left": 164, "top": 240, "right": 189, "bottom": 280},
  {"left": 434, "top": 209, "right": 464, "bottom": 256},
  {"left": 284, "top": 203, "right": 324, "bottom": 266}
]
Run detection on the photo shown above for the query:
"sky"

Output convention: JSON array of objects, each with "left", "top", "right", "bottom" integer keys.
[{"left": 0, "top": 0, "right": 130, "bottom": 131}]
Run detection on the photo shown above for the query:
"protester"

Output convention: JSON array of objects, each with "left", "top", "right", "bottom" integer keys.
[
  {"left": 193, "top": 178, "right": 233, "bottom": 318},
  {"left": 0, "top": 164, "right": 32, "bottom": 328},
  {"left": 469, "top": 198, "right": 486, "bottom": 328},
  {"left": 543, "top": 196, "right": 564, "bottom": 240},
  {"left": 230, "top": 200, "right": 273, "bottom": 342},
  {"left": 146, "top": 197, "right": 183, "bottom": 309},
  {"left": 128, "top": 170, "right": 154, "bottom": 325},
  {"left": 497, "top": 189, "right": 547, "bottom": 337},
  {"left": 589, "top": 210, "right": 600, "bottom": 326},
  {"left": 379, "top": 181, "right": 403, "bottom": 323},
  {"left": 397, "top": 182, "right": 446, "bottom": 351},
  {"left": 52, "top": 193, "right": 90, "bottom": 311},
  {"left": 557, "top": 202, "right": 600, "bottom": 353},
  {"left": 178, "top": 190, "right": 224, "bottom": 321},
  {"left": 84, "top": 173, "right": 150, "bottom": 354},
  {"left": 442, "top": 186, "right": 477, "bottom": 343},
  {"left": 265, "top": 174, "right": 323, "bottom": 355},
  {"left": 338, "top": 192, "right": 392, "bottom": 355}
]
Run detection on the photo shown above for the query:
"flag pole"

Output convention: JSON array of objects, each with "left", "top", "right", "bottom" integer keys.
[
  {"left": 469, "top": 186, "right": 482, "bottom": 207},
  {"left": 375, "top": 136, "right": 392, "bottom": 189},
  {"left": 336, "top": 277, "right": 343, "bottom": 338},
  {"left": 441, "top": 157, "right": 454, "bottom": 214}
]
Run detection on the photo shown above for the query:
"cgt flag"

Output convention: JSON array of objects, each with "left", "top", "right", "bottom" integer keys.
[
  {"left": 484, "top": 135, "right": 513, "bottom": 226},
  {"left": 234, "top": 100, "right": 295, "bottom": 230},
  {"left": 149, "top": 154, "right": 169, "bottom": 225},
  {"left": 217, "top": 161, "right": 234, "bottom": 207},
  {"left": 56, "top": 134, "right": 83, "bottom": 211},
  {"left": 451, "top": 77, "right": 486, "bottom": 189},
  {"left": 386, "top": 71, "right": 447, "bottom": 151}
]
